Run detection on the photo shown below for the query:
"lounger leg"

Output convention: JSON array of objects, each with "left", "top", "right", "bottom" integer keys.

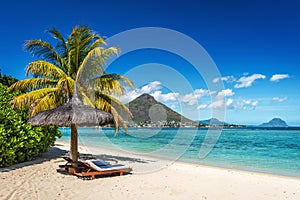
[{"left": 120, "top": 171, "right": 123, "bottom": 176}]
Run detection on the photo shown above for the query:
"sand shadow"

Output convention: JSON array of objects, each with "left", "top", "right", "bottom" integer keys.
[
  {"left": 92, "top": 154, "right": 155, "bottom": 164},
  {"left": 0, "top": 147, "right": 67, "bottom": 172}
]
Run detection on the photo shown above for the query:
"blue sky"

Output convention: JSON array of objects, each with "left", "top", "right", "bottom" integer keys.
[{"left": 0, "top": 0, "right": 299, "bottom": 125}]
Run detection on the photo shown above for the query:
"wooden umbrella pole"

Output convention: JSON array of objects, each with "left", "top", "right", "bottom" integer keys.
[
  {"left": 70, "top": 123, "right": 78, "bottom": 164},
  {"left": 70, "top": 80, "right": 80, "bottom": 169},
  {"left": 71, "top": 80, "right": 79, "bottom": 162}
]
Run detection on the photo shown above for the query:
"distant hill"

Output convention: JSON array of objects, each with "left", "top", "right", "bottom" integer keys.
[
  {"left": 200, "top": 118, "right": 227, "bottom": 125},
  {"left": 127, "top": 93, "right": 194, "bottom": 123},
  {"left": 259, "top": 118, "right": 288, "bottom": 127}
]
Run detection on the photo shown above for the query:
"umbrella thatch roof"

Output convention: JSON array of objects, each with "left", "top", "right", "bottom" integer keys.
[{"left": 28, "top": 96, "right": 114, "bottom": 127}]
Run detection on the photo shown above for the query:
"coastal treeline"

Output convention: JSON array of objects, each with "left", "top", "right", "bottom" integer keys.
[{"left": 0, "top": 76, "right": 61, "bottom": 167}]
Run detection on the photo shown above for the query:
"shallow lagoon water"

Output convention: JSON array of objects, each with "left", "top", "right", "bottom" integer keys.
[{"left": 58, "top": 127, "right": 300, "bottom": 177}]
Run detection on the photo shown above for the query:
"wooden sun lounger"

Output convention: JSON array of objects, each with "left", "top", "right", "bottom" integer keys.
[
  {"left": 71, "top": 160, "right": 132, "bottom": 180},
  {"left": 58, "top": 156, "right": 74, "bottom": 171},
  {"left": 58, "top": 156, "right": 110, "bottom": 172}
]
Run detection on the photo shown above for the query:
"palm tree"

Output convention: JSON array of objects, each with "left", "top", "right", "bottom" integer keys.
[{"left": 9, "top": 25, "right": 134, "bottom": 161}]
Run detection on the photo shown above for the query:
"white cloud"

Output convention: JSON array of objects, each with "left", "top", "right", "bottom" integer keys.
[
  {"left": 205, "top": 96, "right": 234, "bottom": 110},
  {"left": 151, "top": 91, "right": 180, "bottom": 102},
  {"left": 198, "top": 97, "right": 259, "bottom": 111},
  {"left": 181, "top": 93, "right": 198, "bottom": 106},
  {"left": 216, "top": 89, "right": 235, "bottom": 98},
  {"left": 226, "top": 98, "right": 233, "bottom": 107},
  {"left": 197, "top": 104, "right": 208, "bottom": 110},
  {"left": 181, "top": 89, "right": 211, "bottom": 106},
  {"left": 120, "top": 81, "right": 163, "bottom": 103},
  {"left": 119, "top": 90, "right": 141, "bottom": 103},
  {"left": 198, "top": 89, "right": 235, "bottom": 109},
  {"left": 120, "top": 81, "right": 197, "bottom": 105},
  {"left": 121, "top": 79, "right": 261, "bottom": 114},
  {"left": 182, "top": 88, "right": 234, "bottom": 109},
  {"left": 208, "top": 99, "right": 226, "bottom": 109},
  {"left": 236, "top": 99, "right": 259, "bottom": 110},
  {"left": 234, "top": 74, "right": 266, "bottom": 88},
  {"left": 270, "top": 74, "right": 290, "bottom": 82},
  {"left": 140, "top": 81, "right": 162, "bottom": 93},
  {"left": 194, "top": 89, "right": 212, "bottom": 96},
  {"left": 213, "top": 76, "right": 236, "bottom": 83},
  {"left": 272, "top": 97, "right": 288, "bottom": 102}
]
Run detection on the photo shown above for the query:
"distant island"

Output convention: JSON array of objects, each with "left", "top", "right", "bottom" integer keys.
[
  {"left": 200, "top": 118, "right": 227, "bottom": 125},
  {"left": 198, "top": 118, "right": 245, "bottom": 129},
  {"left": 259, "top": 118, "right": 289, "bottom": 128}
]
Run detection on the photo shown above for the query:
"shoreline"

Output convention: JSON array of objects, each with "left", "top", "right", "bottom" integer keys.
[
  {"left": 1, "top": 141, "right": 300, "bottom": 199},
  {"left": 57, "top": 139, "right": 300, "bottom": 180}
]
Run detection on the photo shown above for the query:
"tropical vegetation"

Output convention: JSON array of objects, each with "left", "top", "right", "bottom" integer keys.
[{"left": 0, "top": 82, "right": 61, "bottom": 167}]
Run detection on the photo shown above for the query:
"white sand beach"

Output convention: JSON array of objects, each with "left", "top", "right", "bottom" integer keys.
[{"left": 0, "top": 141, "right": 300, "bottom": 200}]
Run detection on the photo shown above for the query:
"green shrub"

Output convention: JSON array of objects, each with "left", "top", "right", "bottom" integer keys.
[{"left": 0, "top": 83, "right": 61, "bottom": 167}]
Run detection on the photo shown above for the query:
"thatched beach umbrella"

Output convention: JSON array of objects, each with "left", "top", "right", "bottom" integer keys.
[{"left": 28, "top": 93, "right": 114, "bottom": 163}]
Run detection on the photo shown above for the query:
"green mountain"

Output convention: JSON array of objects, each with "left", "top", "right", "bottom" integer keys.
[
  {"left": 127, "top": 93, "right": 195, "bottom": 124},
  {"left": 200, "top": 118, "right": 228, "bottom": 125},
  {"left": 259, "top": 118, "right": 288, "bottom": 127}
]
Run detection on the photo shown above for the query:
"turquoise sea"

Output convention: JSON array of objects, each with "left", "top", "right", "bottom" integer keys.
[{"left": 58, "top": 128, "right": 300, "bottom": 177}]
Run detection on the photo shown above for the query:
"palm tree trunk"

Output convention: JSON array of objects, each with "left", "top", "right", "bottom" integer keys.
[{"left": 70, "top": 123, "right": 78, "bottom": 164}]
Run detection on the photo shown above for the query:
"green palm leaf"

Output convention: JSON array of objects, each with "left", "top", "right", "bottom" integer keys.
[
  {"left": 29, "top": 91, "right": 62, "bottom": 116},
  {"left": 90, "top": 74, "right": 133, "bottom": 97},
  {"left": 95, "top": 92, "right": 134, "bottom": 126},
  {"left": 10, "top": 88, "right": 58, "bottom": 109},
  {"left": 26, "top": 60, "right": 67, "bottom": 79},
  {"left": 24, "top": 39, "right": 66, "bottom": 70},
  {"left": 87, "top": 37, "right": 106, "bottom": 52},
  {"left": 8, "top": 78, "right": 57, "bottom": 92},
  {"left": 46, "top": 27, "right": 68, "bottom": 52}
]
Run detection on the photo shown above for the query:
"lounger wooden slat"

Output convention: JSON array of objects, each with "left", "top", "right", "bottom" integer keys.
[{"left": 71, "top": 160, "right": 132, "bottom": 180}]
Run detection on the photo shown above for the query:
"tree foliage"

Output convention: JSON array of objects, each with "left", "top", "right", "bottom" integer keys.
[
  {"left": 0, "top": 69, "right": 18, "bottom": 86},
  {"left": 7, "top": 25, "right": 134, "bottom": 162},
  {"left": 9, "top": 26, "right": 133, "bottom": 132},
  {"left": 0, "top": 83, "right": 61, "bottom": 167}
]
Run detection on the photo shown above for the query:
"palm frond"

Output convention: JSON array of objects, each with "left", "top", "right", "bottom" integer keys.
[
  {"left": 26, "top": 60, "right": 67, "bottom": 79},
  {"left": 56, "top": 77, "right": 74, "bottom": 99},
  {"left": 8, "top": 78, "right": 57, "bottom": 92},
  {"left": 117, "top": 114, "right": 128, "bottom": 133},
  {"left": 75, "top": 84, "right": 95, "bottom": 107},
  {"left": 29, "top": 90, "right": 62, "bottom": 116},
  {"left": 81, "top": 93, "right": 95, "bottom": 107},
  {"left": 10, "top": 88, "right": 58, "bottom": 109},
  {"left": 95, "top": 92, "right": 133, "bottom": 119},
  {"left": 46, "top": 27, "right": 67, "bottom": 52},
  {"left": 76, "top": 47, "right": 106, "bottom": 84},
  {"left": 66, "top": 77, "right": 75, "bottom": 96},
  {"left": 110, "top": 106, "right": 119, "bottom": 133},
  {"left": 76, "top": 47, "right": 120, "bottom": 86},
  {"left": 24, "top": 39, "right": 66, "bottom": 70},
  {"left": 87, "top": 37, "right": 106, "bottom": 52},
  {"left": 101, "top": 47, "right": 119, "bottom": 60},
  {"left": 89, "top": 74, "right": 134, "bottom": 97},
  {"left": 67, "top": 25, "right": 100, "bottom": 74}
]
